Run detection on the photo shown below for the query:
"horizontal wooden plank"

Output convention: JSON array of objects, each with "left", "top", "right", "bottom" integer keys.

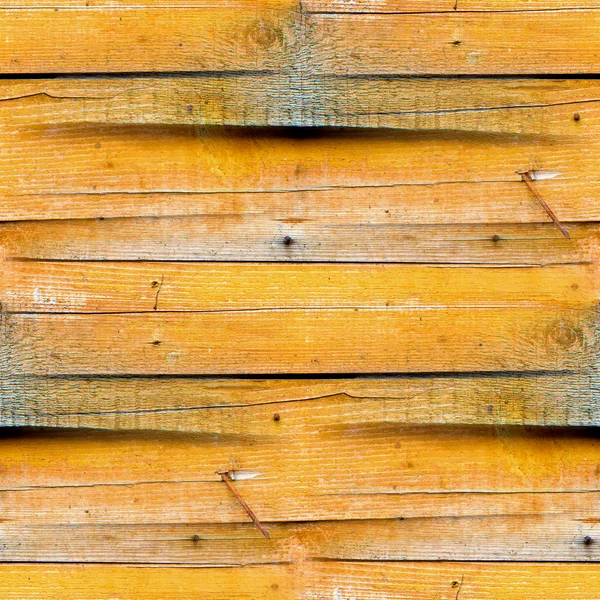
[
  {"left": 1, "top": 221, "right": 597, "bottom": 264},
  {"left": 2, "top": 76, "right": 600, "bottom": 132},
  {"left": 305, "top": 0, "right": 600, "bottom": 12},
  {"left": 2, "top": 425, "right": 600, "bottom": 524},
  {"left": 2, "top": 562, "right": 600, "bottom": 599},
  {"left": 3, "top": 9, "right": 600, "bottom": 74},
  {"left": 9, "top": 0, "right": 600, "bottom": 9},
  {"left": 3, "top": 503, "right": 600, "bottom": 563},
  {"left": 2, "top": 373, "right": 599, "bottom": 429},
  {"left": 2, "top": 263, "right": 596, "bottom": 313},
  {"left": 2, "top": 306, "right": 597, "bottom": 375},
  {"left": 2, "top": 115, "right": 599, "bottom": 224}
]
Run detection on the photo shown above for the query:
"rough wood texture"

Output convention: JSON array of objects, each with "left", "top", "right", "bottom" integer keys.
[
  {"left": 2, "top": 76, "right": 600, "bottom": 131},
  {"left": 2, "top": 426, "right": 600, "bottom": 524},
  {"left": 2, "top": 373, "right": 599, "bottom": 430},
  {"left": 4, "top": 562, "right": 600, "bottom": 599},
  {"left": 2, "top": 306, "right": 597, "bottom": 375},
  {"left": 2, "top": 101, "right": 600, "bottom": 223},
  {"left": 2, "top": 263, "right": 596, "bottom": 313},
  {"left": 3, "top": 506, "right": 600, "bottom": 563},
  {"left": 3, "top": 9, "right": 600, "bottom": 74}
]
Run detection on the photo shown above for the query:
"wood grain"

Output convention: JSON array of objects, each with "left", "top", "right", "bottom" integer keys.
[
  {"left": 2, "top": 425, "right": 600, "bottom": 524},
  {"left": 3, "top": 562, "right": 600, "bottom": 600},
  {"left": 2, "top": 373, "right": 599, "bottom": 430},
  {"left": 1, "top": 220, "right": 597, "bottom": 264},
  {"left": 3, "top": 9, "right": 600, "bottom": 74},
  {"left": 2, "top": 263, "right": 596, "bottom": 313},
  {"left": 2, "top": 305, "right": 597, "bottom": 375},
  {"left": 2, "top": 76, "right": 600, "bottom": 132},
  {"left": 2, "top": 117, "right": 600, "bottom": 224},
  {"left": 3, "top": 504, "right": 600, "bottom": 563}
]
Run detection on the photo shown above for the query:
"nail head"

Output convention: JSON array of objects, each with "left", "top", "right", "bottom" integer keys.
[
  {"left": 574, "top": 113, "right": 581, "bottom": 121},
  {"left": 273, "top": 413, "right": 281, "bottom": 422}
]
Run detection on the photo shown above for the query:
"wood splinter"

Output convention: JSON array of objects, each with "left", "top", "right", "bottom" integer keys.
[
  {"left": 217, "top": 470, "right": 271, "bottom": 539},
  {"left": 518, "top": 171, "right": 570, "bottom": 239}
]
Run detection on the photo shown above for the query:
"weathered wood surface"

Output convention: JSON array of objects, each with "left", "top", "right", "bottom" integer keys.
[
  {"left": 2, "top": 426, "right": 600, "bottom": 524},
  {"left": 4, "top": 562, "right": 600, "bottom": 599},
  {"left": 2, "top": 88, "right": 600, "bottom": 223},
  {"left": 3, "top": 9, "right": 600, "bottom": 74},
  {"left": 2, "top": 374, "right": 599, "bottom": 430},
  {"left": 3, "top": 506, "right": 600, "bottom": 563},
  {"left": 1, "top": 221, "right": 598, "bottom": 263},
  {"left": 2, "top": 76, "right": 599, "bottom": 131}
]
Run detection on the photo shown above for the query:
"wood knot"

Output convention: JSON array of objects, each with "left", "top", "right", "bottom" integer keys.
[
  {"left": 246, "top": 20, "right": 282, "bottom": 48},
  {"left": 547, "top": 322, "right": 580, "bottom": 349}
]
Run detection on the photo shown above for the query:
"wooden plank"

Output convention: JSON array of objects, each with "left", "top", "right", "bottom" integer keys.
[
  {"left": 305, "top": 0, "right": 600, "bottom": 12},
  {"left": 2, "top": 76, "right": 600, "bottom": 132},
  {"left": 2, "top": 305, "right": 597, "bottom": 375},
  {"left": 3, "top": 504, "right": 600, "bottom": 563},
  {"left": 0, "top": 9, "right": 294, "bottom": 74},
  {"left": 1, "top": 220, "right": 597, "bottom": 264},
  {"left": 2, "top": 115, "right": 600, "bottom": 224},
  {"left": 2, "top": 426, "right": 600, "bottom": 524},
  {"left": 3, "top": 10, "right": 600, "bottom": 74},
  {"left": 2, "top": 563, "right": 600, "bottom": 600},
  {"left": 2, "top": 263, "right": 596, "bottom": 313},
  {"left": 2, "top": 373, "right": 599, "bottom": 429}
]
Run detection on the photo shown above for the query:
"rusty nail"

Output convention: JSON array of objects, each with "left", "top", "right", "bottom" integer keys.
[
  {"left": 574, "top": 113, "right": 581, "bottom": 121},
  {"left": 273, "top": 413, "right": 281, "bottom": 422},
  {"left": 192, "top": 534, "right": 201, "bottom": 542},
  {"left": 217, "top": 470, "right": 270, "bottom": 539},
  {"left": 518, "top": 171, "right": 570, "bottom": 239},
  {"left": 584, "top": 535, "right": 593, "bottom": 546},
  {"left": 492, "top": 234, "right": 501, "bottom": 242}
]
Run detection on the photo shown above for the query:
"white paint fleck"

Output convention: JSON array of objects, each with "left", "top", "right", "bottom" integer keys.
[{"left": 230, "top": 470, "right": 262, "bottom": 481}]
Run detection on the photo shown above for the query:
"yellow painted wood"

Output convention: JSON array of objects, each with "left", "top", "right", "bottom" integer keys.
[
  {"left": 2, "top": 263, "right": 596, "bottom": 313},
  {"left": 2, "top": 562, "right": 600, "bottom": 599},
  {"left": 3, "top": 305, "right": 597, "bottom": 375},
  {"left": 2, "top": 116, "right": 599, "bottom": 224},
  {"left": 2, "top": 426, "right": 600, "bottom": 524},
  {"left": 3, "top": 9, "right": 600, "bottom": 74}
]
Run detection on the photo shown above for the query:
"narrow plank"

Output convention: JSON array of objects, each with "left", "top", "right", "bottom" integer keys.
[
  {"left": 2, "top": 373, "right": 599, "bottom": 430},
  {"left": 2, "top": 562, "right": 600, "bottom": 599},
  {"left": 2, "top": 121, "right": 600, "bottom": 223},
  {"left": 2, "top": 263, "right": 596, "bottom": 313},
  {"left": 2, "top": 76, "right": 600, "bottom": 132},
  {"left": 2, "top": 306, "right": 596, "bottom": 375},
  {"left": 305, "top": 0, "right": 600, "bottom": 12},
  {"left": 11, "top": 0, "right": 600, "bottom": 9},
  {"left": 3, "top": 9, "right": 600, "bottom": 74},
  {"left": 3, "top": 503, "right": 600, "bottom": 563},
  {"left": 2, "top": 426, "right": 600, "bottom": 523},
  {"left": 0, "top": 562, "right": 600, "bottom": 600},
  {"left": 1, "top": 220, "right": 597, "bottom": 264}
]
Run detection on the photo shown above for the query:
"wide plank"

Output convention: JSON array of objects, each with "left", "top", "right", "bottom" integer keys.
[
  {"left": 1, "top": 426, "right": 600, "bottom": 523},
  {"left": 2, "top": 305, "right": 596, "bottom": 375},
  {"left": 3, "top": 9, "right": 600, "bottom": 74},
  {"left": 2, "top": 563, "right": 600, "bottom": 599},
  {"left": 2, "top": 121, "right": 599, "bottom": 223},
  {"left": 2, "top": 373, "right": 599, "bottom": 430}
]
